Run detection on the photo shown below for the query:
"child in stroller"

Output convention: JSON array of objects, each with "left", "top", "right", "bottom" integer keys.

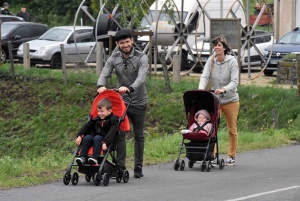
[
  {"left": 174, "top": 90, "right": 225, "bottom": 172},
  {"left": 63, "top": 90, "right": 131, "bottom": 186},
  {"left": 75, "top": 98, "right": 119, "bottom": 165},
  {"left": 182, "top": 109, "right": 212, "bottom": 135}
]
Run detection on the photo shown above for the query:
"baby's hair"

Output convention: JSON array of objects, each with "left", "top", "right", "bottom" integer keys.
[{"left": 97, "top": 98, "right": 112, "bottom": 110}]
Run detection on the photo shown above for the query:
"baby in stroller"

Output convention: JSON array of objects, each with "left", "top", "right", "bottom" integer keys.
[
  {"left": 188, "top": 109, "right": 212, "bottom": 135},
  {"left": 75, "top": 98, "right": 119, "bottom": 165},
  {"left": 182, "top": 109, "right": 212, "bottom": 136}
]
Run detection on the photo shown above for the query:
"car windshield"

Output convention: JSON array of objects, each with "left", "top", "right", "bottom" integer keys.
[
  {"left": 140, "top": 10, "right": 188, "bottom": 29},
  {"left": 1, "top": 24, "right": 18, "bottom": 37},
  {"left": 39, "top": 28, "right": 72, "bottom": 41},
  {"left": 278, "top": 32, "right": 300, "bottom": 44}
]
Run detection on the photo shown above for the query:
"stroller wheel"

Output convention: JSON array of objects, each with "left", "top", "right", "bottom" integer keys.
[
  {"left": 85, "top": 175, "right": 92, "bottom": 182},
  {"left": 219, "top": 159, "right": 225, "bottom": 170},
  {"left": 122, "top": 170, "right": 129, "bottom": 183},
  {"left": 173, "top": 159, "right": 180, "bottom": 171},
  {"left": 103, "top": 173, "right": 110, "bottom": 186},
  {"left": 71, "top": 172, "right": 79, "bottom": 185},
  {"left": 63, "top": 171, "right": 71, "bottom": 185},
  {"left": 188, "top": 160, "right": 194, "bottom": 168},
  {"left": 200, "top": 161, "right": 206, "bottom": 172},
  {"left": 205, "top": 161, "right": 212, "bottom": 172},
  {"left": 180, "top": 160, "right": 185, "bottom": 171},
  {"left": 94, "top": 172, "right": 101, "bottom": 186},
  {"left": 116, "top": 170, "right": 122, "bottom": 183}
]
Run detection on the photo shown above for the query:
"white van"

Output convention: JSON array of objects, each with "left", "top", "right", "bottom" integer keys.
[{"left": 136, "top": 0, "right": 246, "bottom": 70}]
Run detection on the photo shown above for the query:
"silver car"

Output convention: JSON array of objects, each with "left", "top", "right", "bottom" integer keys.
[{"left": 17, "top": 26, "right": 96, "bottom": 68}]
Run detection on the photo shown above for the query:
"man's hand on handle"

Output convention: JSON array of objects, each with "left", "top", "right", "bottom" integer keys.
[
  {"left": 97, "top": 86, "right": 107, "bottom": 94},
  {"left": 118, "top": 86, "right": 130, "bottom": 94}
]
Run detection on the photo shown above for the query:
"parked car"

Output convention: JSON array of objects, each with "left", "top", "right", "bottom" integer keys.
[
  {"left": 0, "top": 14, "right": 24, "bottom": 22},
  {"left": 187, "top": 30, "right": 274, "bottom": 72},
  {"left": 262, "top": 27, "right": 300, "bottom": 76},
  {"left": 17, "top": 26, "right": 96, "bottom": 68},
  {"left": 1, "top": 21, "right": 49, "bottom": 63}
]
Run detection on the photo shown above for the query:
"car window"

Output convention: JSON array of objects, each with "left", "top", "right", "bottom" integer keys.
[
  {"left": 295, "top": 33, "right": 300, "bottom": 44},
  {"left": 75, "top": 29, "right": 93, "bottom": 34},
  {"left": 39, "top": 28, "right": 71, "bottom": 41},
  {"left": 68, "top": 32, "right": 95, "bottom": 43},
  {"left": 12, "top": 26, "right": 30, "bottom": 38},
  {"left": 278, "top": 32, "right": 300, "bottom": 44},
  {"left": 0, "top": 16, "right": 22, "bottom": 22},
  {"left": 1, "top": 24, "right": 18, "bottom": 37},
  {"left": 31, "top": 25, "right": 48, "bottom": 37}
]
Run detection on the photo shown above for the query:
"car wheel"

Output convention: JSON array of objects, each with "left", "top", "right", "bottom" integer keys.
[
  {"left": 263, "top": 70, "right": 273, "bottom": 76},
  {"left": 50, "top": 53, "right": 62, "bottom": 69},
  {"left": 1, "top": 49, "right": 8, "bottom": 63}
]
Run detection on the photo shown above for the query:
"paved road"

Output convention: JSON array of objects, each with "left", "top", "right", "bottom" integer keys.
[{"left": 1, "top": 144, "right": 299, "bottom": 201}]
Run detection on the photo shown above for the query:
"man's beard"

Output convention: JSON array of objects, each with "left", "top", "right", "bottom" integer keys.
[{"left": 119, "top": 46, "right": 133, "bottom": 55}]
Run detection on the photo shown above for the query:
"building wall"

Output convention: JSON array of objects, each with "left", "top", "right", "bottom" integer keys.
[{"left": 274, "top": 0, "right": 296, "bottom": 40}]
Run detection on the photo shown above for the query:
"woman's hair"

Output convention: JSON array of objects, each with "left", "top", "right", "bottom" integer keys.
[
  {"left": 212, "top": 34, "right": 231, "bottom": 55},
  {"left": 97, "top": 98, "right": 112, "bottom": 110}
]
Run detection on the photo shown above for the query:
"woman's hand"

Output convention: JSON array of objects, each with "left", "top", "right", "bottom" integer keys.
[
  {"left": 75, "top": 136, "right": 82, "bottom": 146},
  {"left": 102, "top": 143, "right": 107, "bottom": 150},
  {"left": 214, "top": 88, "right": 226, "bottom": 94}
]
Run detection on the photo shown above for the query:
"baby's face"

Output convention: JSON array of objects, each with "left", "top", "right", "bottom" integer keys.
[{"left": 197, "top": 114, "right": 208, "bottom": 123}]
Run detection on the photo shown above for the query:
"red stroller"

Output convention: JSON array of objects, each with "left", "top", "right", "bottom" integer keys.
[
  {"left": 173, "top": 90, "right": 225, "bottom": 172},
  {"left": 63, "top": 90, "right": 131, "bottom": 186}
]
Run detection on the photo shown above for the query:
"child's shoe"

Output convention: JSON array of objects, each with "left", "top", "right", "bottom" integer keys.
[
  {"left": 75, "top": 157, "right": 85, "bottom": 165},
  {"left": 88, "top": 157, "right": 98, "bottom": 165}
]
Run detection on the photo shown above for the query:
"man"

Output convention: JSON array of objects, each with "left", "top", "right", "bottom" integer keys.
[
  {"left": 16, "top": 6, "right": 31, "bottom": 22},
  {"left": 0, "top": 2, "right": 13, "bottom": 15},
  {"left": 97, "top": 29, "right": 148, "bottom": 178}
]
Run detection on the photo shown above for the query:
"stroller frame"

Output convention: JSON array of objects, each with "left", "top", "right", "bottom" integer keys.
[
  {"left": 174, "top": 90, "right": 225, "bottom": 172},
  {"left": 63, "top": 90, "right": 131, "bottom": 186}
]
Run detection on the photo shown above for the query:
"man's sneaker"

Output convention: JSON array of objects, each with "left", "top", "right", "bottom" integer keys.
[
  {"left": 88, "top": 157, "right": 98, "bottom": 165},
  {"left": 75, "top": 157, "right": 85, "bottom": 165},
  {"left": 225, "top": 157, "right": 235, "bottom": 165},
  {"left": 134, "top": 165, "right": 143, "bottom": 178},
  {"left": 211, "top": 158, "right": 217, "bottom": 166}
]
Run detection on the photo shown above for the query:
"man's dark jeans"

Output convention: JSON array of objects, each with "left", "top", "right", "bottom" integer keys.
[{"left": 117, "top": 103, "right": 147, "bottom": 169}]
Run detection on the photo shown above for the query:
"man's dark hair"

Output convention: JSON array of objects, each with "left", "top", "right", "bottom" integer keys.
[
  {"left": 97, "top": 98, "right": 112, "bottom": 110},
  {"left": 115, "top": 29, "right": 132, "bottom": 42}
]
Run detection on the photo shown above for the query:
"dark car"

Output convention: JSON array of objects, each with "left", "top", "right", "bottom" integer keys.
[
  {"left": 0, "top": 14, "right": 24, "bottom": 22},
  {"left": 1, "top": 21, "right": 49, "bottom": 63},
  {"left": 262, "top": 27, "right": 300, "bottom": 76}
]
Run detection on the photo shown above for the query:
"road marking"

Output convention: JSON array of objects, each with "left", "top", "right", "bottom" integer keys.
[{"left": 225, "top": 186, "right": 300, "bottom": 201}]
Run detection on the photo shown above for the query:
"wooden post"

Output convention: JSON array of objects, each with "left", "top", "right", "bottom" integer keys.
[
  {"left": 8, "top": 41, "right": 15, "bottom": 80},
  {"left": 173, "top": 55, "right": 180, "bottom": 83},
  {"left": 148, "top": 30, "right": 152, "bottom": 79},
  {"left": 0, "top": 20, "right": 2, "bottom": 66},
  {"left": 60, "top": 44, "right": 67, "bottom": 83},
  {"left": 296, "top": 54, "right": 300, "bottom": 96},
  {"left": 23, "top": 43, "right": 30, "bottom": 69},
  {"left": 96, "top": 42, "right": 103, "bottom": 77},
  {"left": 161, "top": 53, "right": 172, "bottom": 93}
]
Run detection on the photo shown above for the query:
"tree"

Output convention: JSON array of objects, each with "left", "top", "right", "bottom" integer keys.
[{"left": 91, "top": 0, "right": 156, "bottom": 29}]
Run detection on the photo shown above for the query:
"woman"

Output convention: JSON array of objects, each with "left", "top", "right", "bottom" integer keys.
[{"left": 198, "top": 34, "right": 239, "bottom": 165}]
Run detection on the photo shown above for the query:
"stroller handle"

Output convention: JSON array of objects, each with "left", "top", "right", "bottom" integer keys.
[
  {"left": 208, "top": 90, "right": 224, "bottom": 99},
  {"left": 112, "top": 88, "right": 132, "bottom": 102}
]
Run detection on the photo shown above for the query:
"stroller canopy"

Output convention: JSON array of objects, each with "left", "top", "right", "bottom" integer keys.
[
  {"left": 90, "top": 90, "right": 130, "bottom": 132},
  {"left": 183, "top": 90, "right": 220, "bottom": 120}
]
